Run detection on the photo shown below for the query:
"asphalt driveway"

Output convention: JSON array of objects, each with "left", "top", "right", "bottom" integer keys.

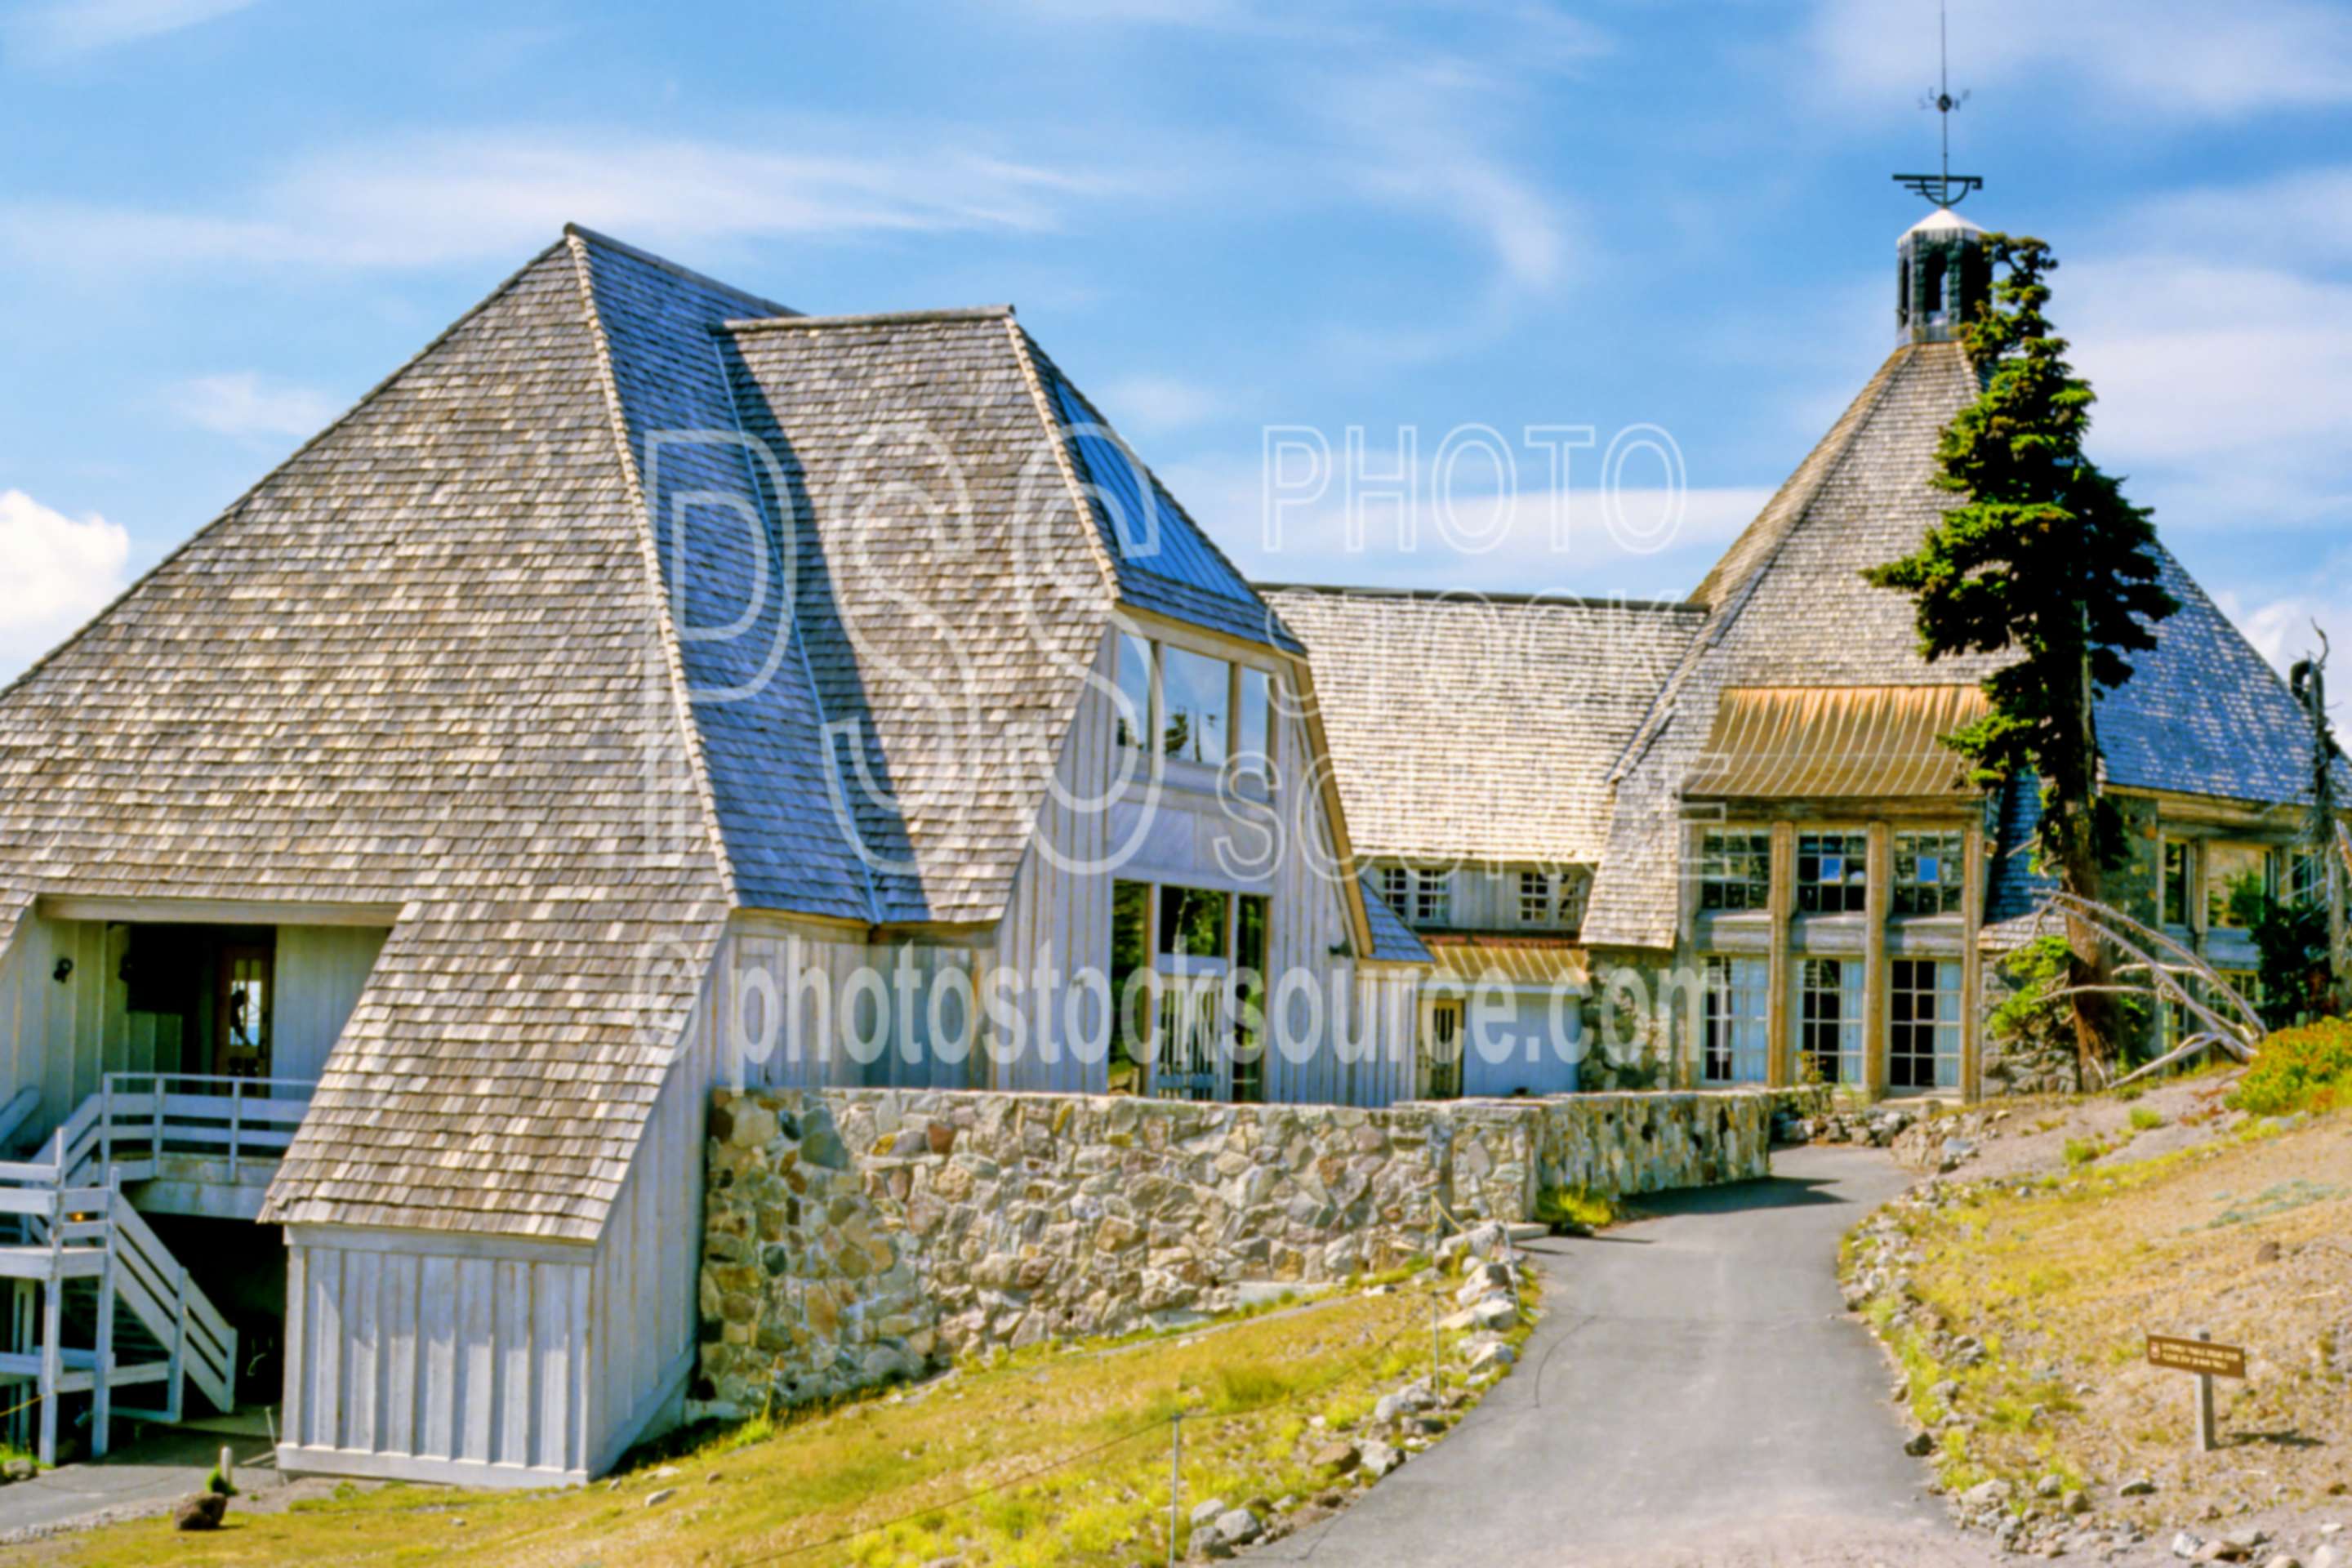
[{"left": 1259, "top": 1145, "right": 1997, "bottom": 1567}]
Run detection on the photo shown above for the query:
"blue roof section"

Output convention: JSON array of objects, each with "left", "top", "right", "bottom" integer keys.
[
  {"left": 1983, "top": 774, "right": 2057, "bottom": 931},
  {"left": 1360, "top": 870, "right": 1434, "bottom": 964},
  {"left": 2096, "top": 546, "right": 2335, "bottom": 808},
  {"left": 571, "top": 229, "right": 879, "bottom": 924},
  {"left": 1041, "top": 363, "right": 1303, "bottom": 653}
]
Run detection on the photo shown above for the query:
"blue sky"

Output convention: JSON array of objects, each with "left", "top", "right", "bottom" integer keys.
[{"left": 2, "top": 0, "right": 2347, "bottom": 703}]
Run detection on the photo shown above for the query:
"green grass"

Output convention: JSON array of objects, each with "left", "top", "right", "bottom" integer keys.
[
  {"left": 9, "top": 1276, "right": 1534, "bottom": 1568},
  {"left": 2231, "top": 1018, "right": 2352, "bottom": 1116},
  {"left": 1533, "top": 1183, "right": 1617, "bottom": 1231},
  {"left": 2127, "top": 1106, "right": 2165, "bottom": 1131}
]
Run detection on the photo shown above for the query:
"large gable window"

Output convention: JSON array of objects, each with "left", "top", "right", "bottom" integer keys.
[
  {"left": 1159, "top": 646, "right": 1230, "bottom": 765},
  {"left": 1111, "top": 632, "right": 1280, "bottom": 786},
  {"left": 1795, "top": 831, "right": 1869, "bottom": 915},
  {"left": 1891, "top": 831, "right": 1964, "bottom": 915},
  {"left": 1697, "top": 830, "right": 1771, "bottom": 912}
]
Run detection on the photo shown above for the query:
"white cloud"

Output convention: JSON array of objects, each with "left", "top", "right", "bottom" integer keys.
[
  {"left": 166, "top": 372, "right": 341, "bottom": 441},
  {"left": 0, "top": 492, "right": 132, "bottom": 677},
  {"left": 6, "top": 0, "right": 256, "bottom": 62},
  {"left": 1096, "top": 375, "right": 1230, "bottom": 434},
  {"left": 0, "top": 130, "right": 1098, "bottom": 274},
  {"left": 1809, "top": 0, "right": 2352, "bottom": 118}
]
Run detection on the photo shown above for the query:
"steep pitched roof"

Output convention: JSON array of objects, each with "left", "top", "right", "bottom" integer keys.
[
  {"left": 1265, "top": 586, "right": 1703, "bottom": 866},
  {"left": 0, "top": 242, "right": 735, "bottom": 1240},
  {"left": 1584, "top": 336, "right": 2334, "bottom": 950}
]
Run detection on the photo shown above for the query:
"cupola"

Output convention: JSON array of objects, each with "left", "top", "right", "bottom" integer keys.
[{"left": 1895, "top": 206, "right": 1988, "bottom": 345}]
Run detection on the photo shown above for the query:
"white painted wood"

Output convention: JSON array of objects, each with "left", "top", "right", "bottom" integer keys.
[{"left": 274, "top": 927, "right": 388, "bottom": 1091}]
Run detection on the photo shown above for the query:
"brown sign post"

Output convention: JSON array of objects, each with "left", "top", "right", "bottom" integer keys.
[{"left": 2148, "top": 1330, "right": 2246, "bottom": 1453}]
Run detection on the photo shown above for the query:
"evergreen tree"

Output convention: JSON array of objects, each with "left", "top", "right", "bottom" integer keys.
[{"left": 1865, "top": 235, "right": 2177, "bottom": 1075}]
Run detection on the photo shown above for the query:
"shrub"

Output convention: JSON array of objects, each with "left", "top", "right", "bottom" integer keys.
[
  {"left": 2063, "top": 1138, "right": 2099, "bottom": 1168},
  {"left": 2127, "top": 1107, "right": 2164, "bottom": 1131},
  {"left": 1534, "top": 1184, "right": 1616, "bottom": 1232},
  {"left": 2230, "top": 1019, "right": 2352, "bottom": 1116}
]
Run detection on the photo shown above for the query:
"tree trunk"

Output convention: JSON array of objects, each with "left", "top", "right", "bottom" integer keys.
[{"left": 2061, "top": 637, "right": 2117, "bottom": 1081}]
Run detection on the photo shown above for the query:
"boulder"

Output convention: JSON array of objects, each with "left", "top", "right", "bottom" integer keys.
[
  {"left": 1357, "top": 1441, "right": 1402, "bottom": 1478},
  {"left": 174, "top": 1493, "right": 228, "bottom": 1531},
  {"left": 1189, "top": 1497, "right": 1228, "bottom": 1531},
  {"left": 1310, "top": 1441, "right": 1359, "bottom": 1476},
  {"left": 1213, "top": 1508, "right": 1263, "bottom": 1547}
]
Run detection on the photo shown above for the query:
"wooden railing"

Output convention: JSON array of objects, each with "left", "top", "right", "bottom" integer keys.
[{"left": 93, "top": 1073, "right": 314, "bottom": 1185}]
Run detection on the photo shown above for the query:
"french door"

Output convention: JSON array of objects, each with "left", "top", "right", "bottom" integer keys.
[{"left": 1153, "top": 971, "right": 1223, "bottom": 1102}]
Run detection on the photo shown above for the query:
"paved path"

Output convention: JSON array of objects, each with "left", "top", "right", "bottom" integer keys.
[
  {"left": 1260, "top": 1147, "right": 1998, "bottom": 1568},
  {"left": 0, "top": 1422, "right": 295, "bottom": 1541}
]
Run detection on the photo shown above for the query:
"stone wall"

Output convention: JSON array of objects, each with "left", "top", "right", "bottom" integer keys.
[{"left": 696, "top": 1085, "right": 1797, "bottom": 1419}]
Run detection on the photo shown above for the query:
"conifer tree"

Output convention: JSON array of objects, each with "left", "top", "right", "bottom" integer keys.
[{"left": 1866, "top": 236, "right": 2176, "bottom": 1075}]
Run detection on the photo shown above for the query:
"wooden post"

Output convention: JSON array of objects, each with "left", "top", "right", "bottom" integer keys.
[
  {"left": 38, "top": 1276, "right": 60, "bottom": 1467},
  {"left": 1864, "top": 822, "right": 1892, "bottom": 1100},
  {"left": 92, "top": 1181, "right": 115, "bottom": 1459},
  {"left": 1961, "top": 819, "right": 1986, "bottom": 1102},
  {"left": 167, "top": 1267, "right": 189, "bottom": 1426},
  {"left": 1766, "top": 821, "right": 1797, "bottom": 1087},
  {"left": 1166, "top": 1413, "right": 1183, "bottom": 1568},
  {"left": 2194, "top": 1328, "right": 2218, "bottom": 1454},
  {"left": 229, "top": 1079, "right": 243, "bottom": 1185}
]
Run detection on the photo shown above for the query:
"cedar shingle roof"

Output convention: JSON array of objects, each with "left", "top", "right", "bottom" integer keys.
[
  {"left": 0, "top": 229, "right": 1311, "bottom": 1238},
  {"left": 1585, "top": 337, "right": 2333, "bottom": 950},
  {"left": 1265, "top": 586, "right": 1703, "bottom": 866}
]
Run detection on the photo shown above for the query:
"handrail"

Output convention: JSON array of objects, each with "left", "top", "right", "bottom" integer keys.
[{"left": 97, "top": 1072, "right": 314, "bottom": 1184}]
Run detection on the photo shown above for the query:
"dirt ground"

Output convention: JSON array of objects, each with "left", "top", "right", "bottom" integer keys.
[{"left": 1850, "top": 1073, "right": 2352, "bottom": 1564}]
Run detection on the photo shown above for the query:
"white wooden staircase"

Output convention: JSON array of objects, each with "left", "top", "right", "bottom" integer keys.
[{"left": 0, "top": 1077, "right": 279, "bottom": 1464}]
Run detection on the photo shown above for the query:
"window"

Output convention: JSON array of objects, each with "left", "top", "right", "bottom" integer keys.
[
  {"left": 1231, "top": 894, "right": 1268, "bottom": 1104},
  {"left": 1517, "top": 871, "right": 1553, "bottom": 925},
  {"left": 1892, "top": 831, "right": 1964, "bottom": 915},
  {"left": 1796, "top": 831, "right": 1870, "bottom": 914},
  {"left": 1114, "top": 633, "right": 1154, "bottom": 751},
  {"left": 1108, "top": 881, "right": 1152, "bottom": 1094},
  {"left": 2206, "top": 842, "right": 2270, "bottom": 931},
  {"left": 1698, "top": 830, "right": 1771, "bottom": 911},
  {"left": 1413, "top": 869, "right": 1450, "bottom": 927},
  {"left": 1888, "top": 958, "right": 1962, "bottom": 1092},
  {"left": 1235, "top": 666, "right": 1275, "bottom": 788},
  {"left": 1701, "top": 956, "right": 1769, "bottom": 1085},
  {"left": 2288, "top": 849, "right": 2328, "bottom": 906},
  {"left": 1376, "top": 864, "right": 1410, "bottom": 917},
  {"left": 1423, "top": 999, "right": 1463, "bottom": 1100},
  {"left": 2161, "top": 840, "right": 2192, "bottom": 927},
  {"left": 1897, "top": 258, "right": 1911, "bottom": 327},
  {"left": 1159, "top": 646, "right": 1230, "bottom": 765},
  {"left": 1798, "top": 959, "right": 1864, "bottom": 1085},
  {"left": 1922, "top": 249, "right": 1949, "bottom": 318},
  {"left": 1157, "top": 884, "right": 1232, "bottom": 960},
  {"left": 1156, "top": 977, "right": 1221, "bottom": 1101},
  {"left": 1557, "top": 871, "right": 1589, "bottom": 931}
]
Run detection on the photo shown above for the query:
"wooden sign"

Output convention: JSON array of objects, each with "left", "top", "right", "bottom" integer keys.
[{"left": 2147, "top": 1334, "right": 2247, "bottom": 1380}]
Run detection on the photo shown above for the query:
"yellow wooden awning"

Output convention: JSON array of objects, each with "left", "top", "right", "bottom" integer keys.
[{"left": 1684, "top": 684, "right": 1987, "bottom": 800}]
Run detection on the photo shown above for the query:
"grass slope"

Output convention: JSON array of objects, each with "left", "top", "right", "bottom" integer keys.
[
  {"left": 6, "top": 1278, "right": 1528, "bottom": 1568},
  {"left": 1846, "top": 1105, "right": 2352, "bottom": 1533}
]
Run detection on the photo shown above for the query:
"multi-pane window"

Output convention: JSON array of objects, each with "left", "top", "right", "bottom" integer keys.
[
  {"left": 1231, "top": 894, "right": 1268, "bottom": 1104},
  {"left": 1413, "top": 869, "right": 1450, "bottom": 926},
  {"left": 1157, "top": 884, "right": 1232, "bottom": 959},
  {"left": 1796, "top": 831, "right": 1869, "bottom": 914},
  {"left": 1235, "top": 666, "right": 1276, "bottom": 789},
  {"left": 1797, "top": 958, "right": 1864, "bottom": 1085},
  {"left": 1557, "top": 871, "right": 1589, "bottom": 929},
  {"left": 1698, "top": 830, "right": 1771, "bottom": 911},
  {"left": 1700, "top": 956, "right": 1769, "bottom": 1084},
  {"left": 1376, "top": 865, "right": 1410, "bottom": 916},
  {"left": 1116, "top": 635, "right": 1272, "bottom": 781},
  {"left": 1159, "top": 646, "right": 1230, "bottom": 765},
  {"left": 1423, "top": 999, "right": 1463, "bottom": 1100},
  {"left": 1108, "top": 880, "right": 1152, "bottom": 1094},
  {"left": 2206, "top": 843, "right": 2269, "bottom": 930},
  {"left": 2288, "top": 849, "right": 2328, "bottom": 906},
  {"left": 1891, "top": 831, "right": 1964, "bottom": 915},
  {"left": 1518, "top": 871, "right": 1553, "bottom": 925},
  {"left": 1888, "top": 958, "right": 1962, "bottom": 1091},
  {"left": 1115, "top": 634, "right": 1154, "bottom": 751},
  {"left": 2161, "top": 840, "right": 2193, "bottom": 927}
]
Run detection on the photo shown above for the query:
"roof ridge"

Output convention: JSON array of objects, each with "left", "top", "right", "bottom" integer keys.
[
  {"left": 564, "top": 231, "right": 745, "bottom": 910},
  {"left": 1261, "top": 581, "right": 1705, "bottom": 613},
  {"left": 1024, "top": 328, "right": 1293, "bottom": 647},
  {"left": 562, "top": 223, "right": 796, "bottom": 318},
  {"left": 0, "top": 238, "right": 583, "bottom": 706},
  {"left": 723, "top": 304, "right": 1014, "bottom": 333}
]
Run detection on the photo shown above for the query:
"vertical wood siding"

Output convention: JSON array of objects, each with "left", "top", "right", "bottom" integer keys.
[{"left": 275, "top": 926, "right": 389, "bottom": 1090}]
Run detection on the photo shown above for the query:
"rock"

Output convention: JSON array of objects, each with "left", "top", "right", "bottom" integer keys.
[
  {"left": 2172, "top": 1533, "right": 2206, "bottom": 1561},
  {"left": 2224, "top": 1532, "right": 2270, "bottom": 1552},
  {"left": 2122, "top": 1477, "right": 2160, "bottom": 1497},
  {"left": 1373, "top": 1394, "right": 1404, "bottom": 1425},
  {"left": 1, "top": 1459, "right": 30, "bottom": 1482},
  {"left": 1903, "top": 1430, "right": 1936, "bottom": 1457},
  {"left": 1213, "top": 1508, "right": 1263, "bottom": 1546},
  {"left": 174, "top": 1493, "right": 228, "bottom": 1531},
  {"left": 1962, "top": 1479, "right": 2013, "bottom": 1512},
  {"left": 1357, "top": 1441, "right": 1402, "bottom": 1478},
  {"left": 645, "top": 1488, "right": 677, "bottom": 1508},
  {"left": 1468, "top": 1298, "right": 1517, "bottom": 1332},
  {"left": 2311, "top": 1548, "right": 2341, "bottom": 1568},
  {"left": 1311, "top": 1441, "right": 1360, "bottom": 1476},
  {"left": 2062, "top": 1489, "right": 2091, "bottom": 1516},
  {"left": 1190, "top": 1497, "right": 1229, "bottom": 1530},
  {"left": 1466, "top": 1340, "right": 1516, "bottom": 1375},
  {"left": 2260, "top": 1557, "right": 2302, "bottom": 1568}
]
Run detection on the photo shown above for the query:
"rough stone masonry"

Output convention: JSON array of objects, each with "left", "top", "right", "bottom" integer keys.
[{"left": 695, "top": 1085, "right": 1815, "bottom": 1419}]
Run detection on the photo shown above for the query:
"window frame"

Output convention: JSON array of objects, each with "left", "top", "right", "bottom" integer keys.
[
  {"left": 1696, "top": 829, "right": 1772, "bottom": 913},
  {"left": 1412, "top": 868, "right": 1450, "bottom": 927},
  {"left": 1517, "top": 870, "right": 1553, "bottom": 927},
  {"left": 1794, "top": 830, "right": 1871, "bottom": 915},
  {"left": 1891, "top": 830, "right": 1965, "bottom": 917},
  {"left": 1886, "top": 956, "right": 1962, "bottom": 1093},
  {"left": 1699, "top": 956, "right": 1770, "bottom": 1085},
  {"left": 1797, "top": 957, "right": 1864, "bottom": 1086}
]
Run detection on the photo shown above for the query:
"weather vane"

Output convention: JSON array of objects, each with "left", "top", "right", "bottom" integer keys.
[{"left": 1892, "top": 0, "right": 1983, "bottom": 208}]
